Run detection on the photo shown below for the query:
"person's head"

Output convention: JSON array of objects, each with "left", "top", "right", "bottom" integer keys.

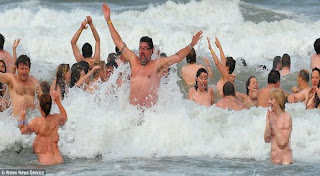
[
  {"left": 139, "top": 36, "right": 154, "bottom": 66},
  {"left": 92, "top": 61, "right": 105, "bottom": 80},
  {"left": 186, "top": 48, "right": 196, "bottom": 64},
  {"left": 314, "top": 38, "right": 320, "bottom": 54},
  {"left": 281, "top": 54, "right": 290, "bottom": 68},
  {"left": 105, "top": 61, "right": 118, "bottom": 81},
  {"left": 16, "top": 55, "right": 31, "bottom": 81},
  {"left": 115, "top": 46, "right": 125, "bottom": 62},
  {"left": 194, "top": 68, "right": 208, "bottom": 91},
  {"left": 269, "top": 88, "right": 286, "bottom": 111},
  {"left": 267, "top": 70, "right": 280, "bottom": 87},
  {"left": 246, "top": 76, "right": 258, "bottom": 95},
  {"left": 70, "top": 67, "right": 82, "bottom": 88},
  {"left": 0, "top": 34, "right": 4, "bottom": 50},
  {"left": 272, "top": 56, "right": 282, "bottom": 71},
  {"left": 56, "top": 64, "right": 71, "bottom": 84},
  {"left": 311, "top": 67, "right": 320, "bottom": 87},
  {"left": 78, "top": 61, "right": 89, "bottom": 74},
  {"left": 107, "top": 52, "right": 117, "bottom": 62},
  {"left": 82, "top": 43, "right": 92, "bottom": 58},
  {"left": 40, "top": 81, "right": 50, "bottom": 94},
  {"left": 39, "top": 93, "right": 52, "bottom": 117},
  {"left": 223, "top": 81, "right": 235, "bottom": 97},
  {"left": 160, "top": 52, "right": 167, "bottom": 58},
  {"left": 297, "top": 69, "right": 309, "bottom": 86},
  {"left": 226, "top": 57, "right": 236, "bottom": 74},
  {"left": 0, "top": 60, "right": 6, "bottom": 73}
]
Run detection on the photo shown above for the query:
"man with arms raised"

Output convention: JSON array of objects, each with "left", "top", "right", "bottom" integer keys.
[
  {"left": 257, "top": 70, "right": 280, "bottom": 107},
  {"left": 102, "top": 3, "right": 202, "bottom": 108},
  {"left": 0, "top": 55, "right": 38, "bottom": 116},
  {"left": 311, "top": 38, "right": 320, "bottom": 70}
]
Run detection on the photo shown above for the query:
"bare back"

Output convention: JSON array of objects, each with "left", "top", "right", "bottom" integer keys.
[
  {"left": 216, "top": 96, "right": 245, "bottom": 111},
  {"left": 181, "top": 64, "right": 204, "bottom": 86}
]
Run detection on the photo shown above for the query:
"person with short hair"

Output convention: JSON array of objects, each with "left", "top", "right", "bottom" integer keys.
[
  {"left": 257, "top": 70, "right": 281, "bottom": 107},
  {"left": 311, "top": 38, "right": 320, "bottom": 69},
  {"left": 107, "top": 52, "right": 117, "bottom": 62},
  {"left": 272, "top": 56, "right": 282, "bottom": 71},
  {"left": 207, "top": 37, "right": 236, "bottom": 96},
  {"left": 216, "top": 81, "right": 245, "bottom": 111},
  {"left": 287, "top": 69, "right": 311, "bottom": 103},
  {"left": 181, "top": 48, "right": 213, "bottom": 87},
  {"left": 115, "top": 46, "right": 127, "bottom": 66},
  {"left": 19, "top": 91, "right": 67, "bottom": 165},
  {"left": 264, "top": 88, "right": 293, "bottom": 165},
  {"left": 280, "top": 54, "right": 290, "bottom": 76},
  {"left": 188, "top": 68, "right": 214, "bottom": 107},
  {"left": 71, "top": 16, "right": 100, "bottom": 69},
  {"left": 0, "top": 33, "right": 13, "bottom": 73},
  {"left": 102, "top": 3, "right": 202, "bottom": 108},
  {"left": 0, "top": 55, "right": 39, "bottom": 116},
  {"left": 235, "top": 76, "right": 258, "bottom": 108},
  {"left": 306, "top": 67, "right": 320, "bottom": 109}
]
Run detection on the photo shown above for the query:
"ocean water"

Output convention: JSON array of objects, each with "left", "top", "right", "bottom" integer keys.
[{"left": 0, "top": 0, "right": 320, "bottom": 175}]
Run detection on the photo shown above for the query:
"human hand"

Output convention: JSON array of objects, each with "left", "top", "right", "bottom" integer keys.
[
  {"left": 215, "top": 37, "right": 221, "bottom": 49},
  {"left": 13, "top": 39, "right": 21, "bottom": 49},
  {"left": 51, "top": 90, "right": 60, "bottom": 102},
  {"left": 207, "top": 37, "right": 213, "bottom": 51},
  {"left": 190, "top": 31, "right": 203, "bottom": 47},
  {"left": 102, "top": 3, "right": 111, "bottom": 22},
  {"left": 86, "top": 16, "right": 92, "bottom": 25},
  {"left": 80, "top": 20, "right": 88, "bottom": 30}
]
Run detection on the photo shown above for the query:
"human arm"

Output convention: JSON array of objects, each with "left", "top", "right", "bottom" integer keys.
[
  {"left": 209, "top": 87, "right": 214, "bottom": 105},
  {"left": 235, "top": 91, "right": 247, "bottom": 103},
  {"left": 19, "top": 110, "right": 38, "bottom": 134},
  {"left": 52, "top": 90, "right": 67, "bottom": 126},
  {"left": 87, "top": 16, "right": 100, "bottom": 62},
  {"left": 11, "top": 39, "right": 21, "bottom": 74},
  {"left": 203, "top": 57, "right": 213, "bottom": 78},
  {"left": 264, "top": 110, "right": 272, "bottom": 143},
  {"left": 71, "top": 19, "right": 87, "bottom": 62},
  {"left": 215, "top": 37, "right": 226, "bottom": 66},
  {"left": 102, "top": 3, "right": 136, "bottom": 64},
  {"left": 76, "top": 65, "right": 100, "bottom": 87}
]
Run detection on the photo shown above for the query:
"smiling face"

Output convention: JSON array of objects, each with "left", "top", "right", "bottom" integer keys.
[
  {"left": 268, "top": 95, "right": 279, "bottom": 110},
  {"left": 311, "top": 70, "right": 320, "bottom": 87},
  {"left": 196, "top": 72, "right": 208, "bottom": 91},
  {"left": 138, "top": 42, "right": 153, "bottom": 66},
  {"left": 248, "top": 77, "right": 258, "bottom": 93}
]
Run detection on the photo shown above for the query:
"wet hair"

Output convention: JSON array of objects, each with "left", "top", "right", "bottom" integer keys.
[
  {"left": 139, "top": 36, "right": 154, "bottom": 49},
  {"left": 107, "top": 53, "right": 117, "bottom": 62},
  {"left": 15, "top": 55, "right": 31, "bottom": 68},
  {"left": 0, "top": 60, "right": 7, "bottom": 73},
  {"left": 223, "top": 81, "right": 235, "bottom": 96},
  {"left": 106, "top": 60, "right": 118, "bottom": 69},
  {"left": 39, "top": 93, "right": 52, "bottom": 117},
  {"left": 186, "top": 48, "right": 196, "bottom": 64},
  {"left": 70, "top": 67, "right": 81, "bottom": 88},
  {"left": 314, "top": 38, "right": 320, "bottom": 54},
  {"left": 272, "top": 56, "right": 281, "bottom": 70},
  {"left": 0, "top": 34, "right": 4, "bottom": 50},
  {"left": 82, "top": 43, "right": 93, "bottom": 58},
  {"left": 92, "top": 61, "right": 105, "bottom": 78},
  {"left": 194, "top": 68, "right": 208, "bottom": 91},
  {"left": 78, "top": 61, "right": 89, "bottom": 74},
  {"left": 246, "top": 76, "right": 256, "bottom": 95},
  {"left": 115, "top": 46, "right": 121, "bottom": 56},
  {"left": 270, "top": 88, "right": 286, "bottom": 111},
  {"left": 312, "top": 67, "right": 320, "bottom": 76},
  {"left": 55, "top": 64, "right": 70, "bottom": 99},
  {"left": 40, "top": 81, "right": 50, "bottom": 94},
  {"left": 298, "top": 69, "right": 309, "bottom": 83},
  {"left": 226, "top": 57, "right": 236, "bottom": 74},
  {"left": 281, "top": 54, "right": 290, "bottom": 68},
  {"left": 268, "top": 70, "right": 280, "bottom": 84},
  {"left": 160, "top": 52, "right": 167, "bottom": 57}
]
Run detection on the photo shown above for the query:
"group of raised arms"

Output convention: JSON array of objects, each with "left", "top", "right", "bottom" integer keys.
[{"left": 0, "top": 3, "right": 319, "bottom": 166}]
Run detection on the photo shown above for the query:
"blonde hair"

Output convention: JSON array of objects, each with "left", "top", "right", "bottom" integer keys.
[
  {"left": 92, "top": 61, "right": 105, "bottom": 78},
  {"left": 270, "top": 88, "right": 286, "bottom": 110}
]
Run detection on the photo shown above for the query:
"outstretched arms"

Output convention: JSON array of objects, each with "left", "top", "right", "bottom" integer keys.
[
  {"left": 11, "top": 39, "right": 21, "bottom": 74},
  {"left": 87, "top": 16, "right": 100, "bottom": 62},
  {"left": 71, "top": 19, "right": 87, "bottom": 62}
]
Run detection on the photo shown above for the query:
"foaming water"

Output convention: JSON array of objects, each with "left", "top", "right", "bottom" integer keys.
[{"left": 1, "top": 0, "right": 320, "bottom": 174}]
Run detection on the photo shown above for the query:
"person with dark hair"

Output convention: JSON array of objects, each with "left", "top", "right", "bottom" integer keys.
[
  {"left": 264, "top": 88, "right": 293, "bottom": 165},
  {"left": 70, "top": 63, "right": 100, "bottom": 89},
  {"left": 115, "top": 46, "right": 127, "bottom": 66},
  {"left": 181, "top": 48, "right": 213, "bottom": 86},
  {"left": 287, "top": 69, "right": 311, "bottom": 103},
  {"left": 216, "top": 81, "right": 245, "bottom": 111},
  {"left": 0, "top": 55, "right": 39, "bottom": 116},
  {"left": 102, "top": 3, "right": 202, "bottom": 108},
  {"left": 71, "top": 16, "right": 100, "bottom": 69},
  {"left": 257, "top": 70, "right": 281, "bottom": 107},
  {"left": 11, "top": 38, "right": 21, "bottom": 74},
  {"left": 105, "top": 60, "right": 118, "bottom": 82},
  {"left": 0, "top": 33, "right": 14, "bottom": 72},
  {"left": 50, "top": 64, "right": 71, "bottom": 101},
  {"left": 19, "top": 91, "right": 67, "bottom": 165},
  {"left": 107, "top": 52, "right": 117, "bottom": 62},
  {"left": 311, "top": 38, "right": 320, "bottom": 69},
  {"left": 272, "top": 56, "right": 282, "bottom": 71},
  {"left": 306, "top": 67, "right": 320, "bottom": 109},
  {"left": 187, "top": 68, "right": 214, "bottom": 107},
  {"left": 280, "top": 54, "right": 291, "bottom": 76},
  {"left": 235, "top": 76, "right": 258, "bottom": 108},
  {"left": 207, "top": 37, "right": 236, "bottom": 96},
  {"left": 0, "top": 60, "right": 10, "bottom": 111}
]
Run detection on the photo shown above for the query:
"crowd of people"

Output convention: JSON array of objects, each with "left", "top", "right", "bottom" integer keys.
[{"left": 0, "top": 3, "right": 319, "bottom": 166}]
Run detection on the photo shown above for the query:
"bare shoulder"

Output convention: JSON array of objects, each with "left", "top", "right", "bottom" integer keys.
[{"left": 188, "top": 86, "right": 196, "bottom": 94}]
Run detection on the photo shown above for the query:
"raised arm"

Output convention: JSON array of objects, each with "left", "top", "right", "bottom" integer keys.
[
  {"left": 159, "top": 31, "right": 203, "bottom": 69},
  {"left": 215, "top": 37, "right": 226, "bottom": 66},
  {"left": 11, "top": 39, "right": 21, "bottom": 74},
  {"left": 203, "top": 57, "right": 213, "bottom": 78},
  {"left": 102, "top": 3, "right": 136, "bottom": 63},
  {"left": 71, "top": 19, "right": 87, "bottom": 62},
  {"left": 87, "top": 16, "right": 100, "bottom": 62},
  {"left": 52, "top": 90, "right": 67, "bottom": 126},
  {"left": 76, "top": 65, "right": 100, "bottom": 87}
]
